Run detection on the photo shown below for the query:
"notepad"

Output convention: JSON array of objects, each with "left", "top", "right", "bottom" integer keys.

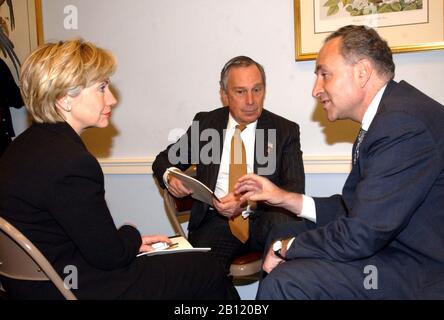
[
  {"left": 137, "top": 235, "right": 211, "bottom": 257},
  {"left": 167, "top": 168, "right": 220, "bottom": 206}
]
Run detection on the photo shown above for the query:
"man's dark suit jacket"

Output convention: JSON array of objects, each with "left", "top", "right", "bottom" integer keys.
[
  {"left": 0, "top": 122, "right": 144, "bottom": 299},
  {"left": 283, "top": 81, "right": 444, "bottom": 298},
  {"left": 153, "top": 107, "right": 305, "bottom": 232}
]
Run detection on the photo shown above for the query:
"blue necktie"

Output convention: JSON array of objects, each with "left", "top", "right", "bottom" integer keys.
[{"left": 353, "top": 128, "right": 367, "bottom": 165}]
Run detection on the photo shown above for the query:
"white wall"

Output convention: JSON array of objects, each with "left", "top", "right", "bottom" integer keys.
[
  {"left": 12, "top": 0, "right": 444, "bottom": 160},
  {"left": 9, "top": 0, "right": 444, "bottom": 299},
  {"left": 34, "top": 0, "right": 444, "bottom": 159}
]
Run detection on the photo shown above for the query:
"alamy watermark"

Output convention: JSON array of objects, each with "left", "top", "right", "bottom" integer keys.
[
  {"left": 64, "top": 5, "right": 78, "bottom": 30},
  {"left": 167, "top": 121, "right": 277, "bottom": 175},
  {"left": 363, "top": 264, "right": 378, "bottom": 290},
  {"left": 63, "top": 265, "right": 78, "bottom": 290}
]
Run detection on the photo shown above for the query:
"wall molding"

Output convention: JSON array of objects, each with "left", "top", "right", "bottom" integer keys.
[
  {"left": 98, "top": 155, "right": 352, "bottom": 175},
  {"left": 302, "top": 155, "right": 352, "bottom": 174},
  {"left": 99, "top": 157, "right": 155, "bottom": 175}
]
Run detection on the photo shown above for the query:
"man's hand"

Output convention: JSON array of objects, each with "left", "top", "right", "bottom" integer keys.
[
  {"left": 234, "top": 174, "right": 287, "bottom": 206},
  {"left": 262, "top": 245, "right": 285, "bottom": 274},
  {"left": 139, "top": 235, "right": 172, "bottom": 253},
  {"left": 167, "top": 176, "right": 193, "bottom": 198},
  {"left": 234, "top": 174, "right": 303, "bottom": 214},
  {"left": 212, "top": 192, "right": 246, "bottom": 218}
]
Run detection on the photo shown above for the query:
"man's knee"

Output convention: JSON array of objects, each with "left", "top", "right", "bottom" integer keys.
[
  {"left": 256, "top": 270, "right": 309, "bottom": 300},
  {"left": 257, "top": 258, "right": 369, "bottom": 300}
]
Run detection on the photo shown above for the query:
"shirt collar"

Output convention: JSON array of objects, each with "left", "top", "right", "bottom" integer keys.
[
  {"left": 227, "top": 112, "right": 258, "bottom": 132},
  {"left": 361, "top": 84, "right": 387, "bottom": 131}
]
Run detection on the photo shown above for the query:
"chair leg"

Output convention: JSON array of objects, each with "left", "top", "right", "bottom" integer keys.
[
  {"left": 0, "top": 284, "right": 9, "bottom": 300},
  {"left": 232, "top": 272, "right": 262, "bottom": 286}
]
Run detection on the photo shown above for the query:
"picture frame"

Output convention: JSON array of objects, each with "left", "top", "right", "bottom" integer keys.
[
  {"left": 294, "top": 0, "right": 444, "bottom": 61},
  {"left": 0, "top": 0, "right": 43, "bottom": 78},
  {"left": 35, "top": 0, "right": 44, "bottom": 46}
]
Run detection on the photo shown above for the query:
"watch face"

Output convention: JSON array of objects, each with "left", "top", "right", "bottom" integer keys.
[{"left": 272, "top": 240, "right": 282, "bottom": 252}]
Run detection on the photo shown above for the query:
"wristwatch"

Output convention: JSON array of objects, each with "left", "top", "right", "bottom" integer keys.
[{"left": 272, "top": 238, "right": 293, "bottom": 260}]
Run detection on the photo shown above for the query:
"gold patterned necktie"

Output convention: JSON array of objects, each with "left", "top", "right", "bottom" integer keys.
[{"left": 228, "top": 124, "right": 249, "bottom": 243}]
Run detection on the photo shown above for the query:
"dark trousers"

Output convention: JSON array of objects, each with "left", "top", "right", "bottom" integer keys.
[
  {"left": 256, "top": 220, "right": 429, "bottom": 300},
  {"left": 119, "top": 252, "right": 239, "bottom": 300},
  {"left": 1, "top": 252, "right": 239, "bottom": 300}
]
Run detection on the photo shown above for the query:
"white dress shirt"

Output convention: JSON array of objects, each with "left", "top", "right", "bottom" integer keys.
[{"left": 214, "top": 113, "right": 257, "bottom": 198}]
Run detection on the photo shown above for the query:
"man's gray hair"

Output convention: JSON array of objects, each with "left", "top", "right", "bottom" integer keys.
[
  {"left": 219, "top": 56, "right": 266, "bottom": 91},
  {"left": 326, "top": 25, "right": 395, "bottom": 80}
]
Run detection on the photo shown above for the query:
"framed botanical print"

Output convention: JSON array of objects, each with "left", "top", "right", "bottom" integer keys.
[{"left": 294, "top": 0, "right": 444, "bottom": 61}]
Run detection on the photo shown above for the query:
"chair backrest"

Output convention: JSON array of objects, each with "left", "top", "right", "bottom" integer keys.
[
  {"left": 162, "top": 188, "right": 262, "bottom": 284},
  {"left": 163, "top": 188, "right": 192, "bottom": 238},
  {"left": 0, "top": 216, "right": 77, "bottom": 300}
]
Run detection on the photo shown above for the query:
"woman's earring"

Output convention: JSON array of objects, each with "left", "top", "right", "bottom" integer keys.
[{"left": 64, "top": 99, "right": 72, "bottom": 112}]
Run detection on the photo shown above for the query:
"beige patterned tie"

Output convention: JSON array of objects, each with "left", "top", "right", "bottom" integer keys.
[{"left": 228, "top": 124, "right": 249, "bottom": 243}]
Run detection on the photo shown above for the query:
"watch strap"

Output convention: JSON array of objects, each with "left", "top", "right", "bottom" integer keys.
[{"left": 279, "top": 238, "right": 292, "bottom": 260}]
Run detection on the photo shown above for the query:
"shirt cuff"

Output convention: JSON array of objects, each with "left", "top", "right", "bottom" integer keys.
[
  {"left": 287, "top": 237, "right": 295, "bottom": 248},
  {"left": 241, "top": 204, "right": 253, "bottom": 219},
  {"left": 299, "top": 195, "right": 317, "bottom": 223},
  {"left": 163, "top": 167, "right": 181, "bottom": 189},
  {"left": 273, "top": 236, "right": 295, "bottom": 259}
]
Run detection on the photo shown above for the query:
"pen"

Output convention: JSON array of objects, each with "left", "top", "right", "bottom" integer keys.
[{"left": 165, "top": 242, "right": 179, "bottom": 250}]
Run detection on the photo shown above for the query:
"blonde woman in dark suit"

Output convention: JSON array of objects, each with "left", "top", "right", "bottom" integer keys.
[{"left": 0, "top": 39, "right": 238, "bottom": 300}]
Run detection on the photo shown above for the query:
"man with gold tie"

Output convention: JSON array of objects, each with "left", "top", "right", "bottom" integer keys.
[{"left": 153, "top": 56, "right": 305, "bottom": 271}]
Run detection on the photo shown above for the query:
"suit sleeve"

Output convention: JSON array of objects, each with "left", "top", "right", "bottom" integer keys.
[
  {"left": 279, "top": 122, "right": 305, "bottom": 194},
  {"left": 152, "top": 112, "right": 205, "bottom": 188},
  {"left": 286, "top": 112, "right": 441, "bottom": 261},
  {"left": 48, "top": 153, "right": 141, "bottom": 270}
]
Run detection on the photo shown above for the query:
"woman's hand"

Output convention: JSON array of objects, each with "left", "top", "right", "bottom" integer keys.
[{"left": 139, "top": 235, "right": 172, "bottom": 253}]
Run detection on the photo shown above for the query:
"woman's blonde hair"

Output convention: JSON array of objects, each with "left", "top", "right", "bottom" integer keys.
[{"left": 20, "top": 39, "right": 116, "bottom": 123}]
